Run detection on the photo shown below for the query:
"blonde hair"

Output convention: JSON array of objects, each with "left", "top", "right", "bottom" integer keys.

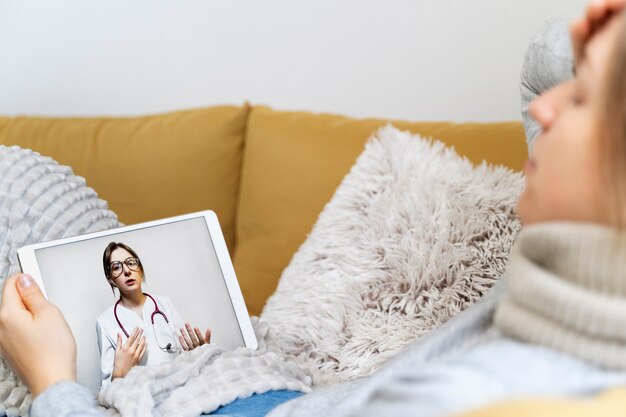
[{"left": 600, "top": 10, "right": 626, "bottom": 226}]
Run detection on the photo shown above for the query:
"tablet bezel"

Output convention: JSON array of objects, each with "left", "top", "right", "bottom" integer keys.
[{"left": 17, "top": 209, "right": 258, "bottom": 350}]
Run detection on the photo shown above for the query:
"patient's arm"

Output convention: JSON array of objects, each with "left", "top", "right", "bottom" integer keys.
[
  {"left": 571, "top": 0, "right": 626, "bottom": 64},
  {"left": 30, "top": 382, "right": 105, "bottom": 417}
]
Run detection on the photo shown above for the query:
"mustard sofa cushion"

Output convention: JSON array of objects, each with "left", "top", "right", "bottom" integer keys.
[
  {"left": 0, "top": 105, "right": 249, "bottom": 251},
  {"left": 234, "top": 106, "right": 528, "bottom": 315},
  {"left": 455, "top": 388, "right": 626, "bottom": 417}
]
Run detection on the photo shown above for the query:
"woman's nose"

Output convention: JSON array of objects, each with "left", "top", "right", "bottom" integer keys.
[
  {"left": 528, "top": 80, "right": 575, "bottom": 133},
  {"left": 528, "top": 95, "right": 555, "bottom": 133},
  {"left": 123, "top": 264, "right": 132, "bottom": 275}
]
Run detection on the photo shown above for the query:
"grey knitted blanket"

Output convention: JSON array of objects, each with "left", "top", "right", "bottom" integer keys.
[
  {"left": 0, "top": 145, "right": 121, "bottom": 416},
  {"left": 98, "top": 319, "right": 312, "bottom": 417}
]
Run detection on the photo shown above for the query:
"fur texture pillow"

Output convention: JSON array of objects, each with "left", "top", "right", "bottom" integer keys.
[{"left": 261, "top": 126, "right": 524, "bottom": 386}]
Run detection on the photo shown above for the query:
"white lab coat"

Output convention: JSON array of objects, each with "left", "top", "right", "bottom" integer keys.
[{"left": 96, "top": 294, "right": 185, "bottom": 389}]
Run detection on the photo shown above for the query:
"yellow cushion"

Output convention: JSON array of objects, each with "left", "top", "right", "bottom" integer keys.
[
  {"left": 455, "top": 388, "right": 626, "bottom": 417},
  {"left": 234, "top": 106, "right": 527, "bottom": 315},
  {"left": 0, "top": 105, "right": 249, "bottom": 251}
]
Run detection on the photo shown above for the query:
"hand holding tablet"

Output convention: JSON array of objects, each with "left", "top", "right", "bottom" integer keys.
[{"left": 0, "top": 273, "right": 77, "bottom": 396}]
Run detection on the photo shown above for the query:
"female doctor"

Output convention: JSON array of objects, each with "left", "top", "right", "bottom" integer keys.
[{"left": 95, "top": 242, "right": 211, "bottom": 388}]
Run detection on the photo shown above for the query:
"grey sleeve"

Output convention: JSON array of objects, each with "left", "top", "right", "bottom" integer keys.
[
  {"left": 30, "top": 381, "right": 105, "bottom": 417},
  {"left": 520, "top": 19, "right": 574, "bottom": 152}
]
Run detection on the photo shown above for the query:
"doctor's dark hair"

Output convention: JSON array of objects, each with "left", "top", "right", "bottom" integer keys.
[{"left": 103, "top": 242, "right": 145, "bottom": 293}]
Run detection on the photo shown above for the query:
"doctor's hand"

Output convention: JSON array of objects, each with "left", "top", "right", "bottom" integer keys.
[
  {"left": 0, "top": 273, "right": 77, "bottom": 397},
  {"left": 179, "top": 323, "right": 211, "bottom": 351},
  {"left": 112, "top": 327, "right": 146, "bottom": 380}
]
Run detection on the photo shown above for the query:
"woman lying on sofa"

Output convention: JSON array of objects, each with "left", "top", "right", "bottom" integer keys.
[{"left": 2, "top": 1, "right": 626, "bottom": 416}]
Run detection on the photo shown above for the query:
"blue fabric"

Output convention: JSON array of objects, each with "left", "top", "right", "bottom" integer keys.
[{"left": 210, "top": 390, "right": 304, "bottom": 417}]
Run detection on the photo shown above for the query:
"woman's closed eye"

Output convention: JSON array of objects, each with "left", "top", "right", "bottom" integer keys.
[
  {"left": 570, "top": 83, "right": 586, "bottom": 106},
  {"left": 570, "top": 93, "right": 584, "bottom": 106}
]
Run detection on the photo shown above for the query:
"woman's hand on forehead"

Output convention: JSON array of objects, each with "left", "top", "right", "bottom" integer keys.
[{"left": 571, "top": 0, "right": 626, "bottom": 64}]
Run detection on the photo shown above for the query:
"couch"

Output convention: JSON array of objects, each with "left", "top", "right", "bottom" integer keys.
[
  {"left": 12, "top": 104, "right": 624, "bottom": 417},
  {"left": 0, "top": 104, "right": 528, "bottom": 315}
]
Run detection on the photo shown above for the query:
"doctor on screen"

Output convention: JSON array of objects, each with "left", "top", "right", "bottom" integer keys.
[{"left": 96, "top": 242, "right": 211, "bottom": 388}]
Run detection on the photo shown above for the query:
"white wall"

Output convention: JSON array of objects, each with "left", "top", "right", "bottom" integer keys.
[{"left": 0, "top": 0, "right": 584, "bottom": 122}]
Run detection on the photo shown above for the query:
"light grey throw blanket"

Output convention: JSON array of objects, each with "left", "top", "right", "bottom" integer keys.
[
  {"left": 0, "top": 146, "right": 120, "bottom": 417},
  {"left": 98, "top": 318, "right": 312, "bottom": 417}
]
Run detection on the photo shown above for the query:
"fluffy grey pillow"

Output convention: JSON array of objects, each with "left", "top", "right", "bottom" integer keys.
[
  {"left": 0, "top": 145, "right": 120, "bottom": 416},
  {"left": 261, "top": 126, "right": 524, "bottom": 386}
]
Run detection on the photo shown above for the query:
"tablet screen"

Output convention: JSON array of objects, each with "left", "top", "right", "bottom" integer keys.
[{"left": 27, "top": 216, "right": 245, "bottom": 395}]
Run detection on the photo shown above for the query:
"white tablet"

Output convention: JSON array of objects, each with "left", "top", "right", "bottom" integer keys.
[{"left": 18, "top": 210, "right": 257, "bottom": 395}]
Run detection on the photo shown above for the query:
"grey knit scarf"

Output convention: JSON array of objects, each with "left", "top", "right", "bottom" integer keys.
[{"left": 494, "top": 222, "right": 626, "bottom": 369}]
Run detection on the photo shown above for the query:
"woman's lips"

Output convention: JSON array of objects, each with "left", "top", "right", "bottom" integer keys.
[
  {"left": 524, "top": 159, "right": 537, "bottom": 174},
  {"left": 125, "top": 279, "right": 136, "bottom": 286}
]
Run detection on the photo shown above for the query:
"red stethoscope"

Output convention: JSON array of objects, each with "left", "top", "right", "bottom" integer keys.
[{"left": 114, "top": 292, "right": 180, "bottom": 354}]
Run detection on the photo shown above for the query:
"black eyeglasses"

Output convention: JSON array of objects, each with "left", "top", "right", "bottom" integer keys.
[{"left": 109, "top": 257, "right": 140, "bottom": 278}]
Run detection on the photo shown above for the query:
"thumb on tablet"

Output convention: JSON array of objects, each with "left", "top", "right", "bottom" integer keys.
[
  {"left": 0, "top": 275, "right": 23, "bottom": 312},
  {"left": 16, "top": 274, "right": 47, "bottom": 314}
]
